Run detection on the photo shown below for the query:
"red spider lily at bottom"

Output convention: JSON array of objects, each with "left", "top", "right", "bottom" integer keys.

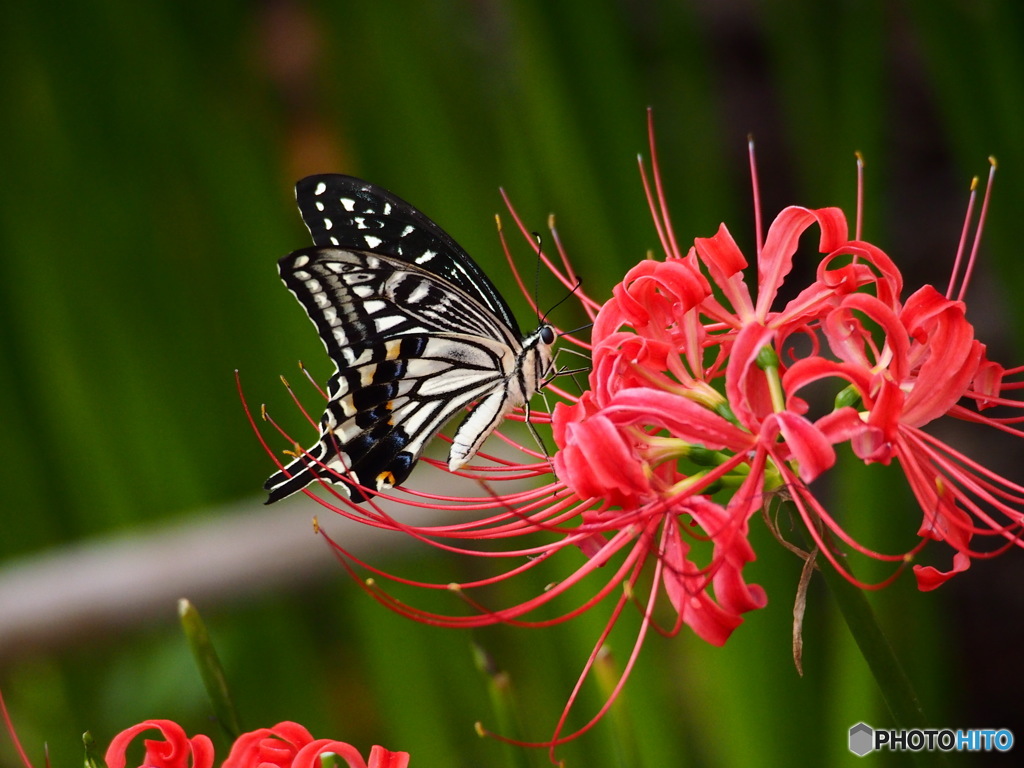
[
  {"left": 0, "top": 689, "right": 409, "bottom": 768},
  {"left": 103, "top": 720, "right": 409, "bottom": 768}
]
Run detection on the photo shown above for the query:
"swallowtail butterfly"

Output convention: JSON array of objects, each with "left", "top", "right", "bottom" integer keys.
[{"left": 264, "top": 175, "right": 556, "bottom": 504}]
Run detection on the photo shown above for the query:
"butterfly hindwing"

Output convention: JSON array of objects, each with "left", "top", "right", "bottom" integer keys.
[
  {"left": 265, "top": 246, "right": 523, "bottom": 504},
  {"left": 263, "top": 332, "right": 516, "bottom": 503}
]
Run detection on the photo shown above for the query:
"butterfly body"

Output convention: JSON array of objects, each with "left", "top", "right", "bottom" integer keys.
[{"left": 265, "top": 175, "right": 555, "bottom": 504}]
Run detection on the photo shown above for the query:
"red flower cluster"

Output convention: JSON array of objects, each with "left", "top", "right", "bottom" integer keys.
[
  {"left": 105, "top": 720, "right": 408, "bottom": 768},
  {"left": 552, "top": 131, "right": 1020, "bottom": 604}
]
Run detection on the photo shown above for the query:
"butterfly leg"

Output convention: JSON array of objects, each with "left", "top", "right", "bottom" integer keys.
[{"left": 523, "top": 397, "right": 554, "bottom": 464}]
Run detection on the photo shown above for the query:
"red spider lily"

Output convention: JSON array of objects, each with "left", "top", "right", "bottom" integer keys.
[
  {"left": 3, "top": 676, "right": 406, "bottom": 768},
  {"left": 565, "top": 118, "right": 1024, "bottom": 596},
  {"left": 245, "top": 111, "right": 1024, "bottom": 753},
  {"left": 104, "top": 719, "right": 409, "bottom": 768}
]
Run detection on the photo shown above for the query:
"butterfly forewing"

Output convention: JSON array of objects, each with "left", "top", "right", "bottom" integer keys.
[
  {"left": 295, "top": 174, "right": 521, "bottom": 337},
  {"left": 264, "top": 176, "right": 554, "bottom": 505}
]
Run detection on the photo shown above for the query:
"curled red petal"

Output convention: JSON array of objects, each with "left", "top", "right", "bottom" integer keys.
[
  {"left": 763, "top": 411, "right": 836, "bottom": 483},
  {"left": 900, "top": 286, "right": 982, "bottom": 426},
  {"left": 660, "top": 518, "right": 743, "bottom": 647},
  {"left": 826, "top": 293, "right": 910, "bottom": 381},
  {"left": 222, "top": 723, "right": 314, "bottom": 768},
  {"left": 812, "top": 407, "right": 869, "bottom": 446},
  {"left": 755, "top": 206, "right": 848, "bottom": 319},
  {"left": 724, "top": 322, "right": 776, "bottom": 428},
  {"left": 589, "top": 333, "right": 674, "bottom": 405},
  {"left": 553, "top": 407, "right": 652, "bottom": 508},
  {"left": 913, "top": 552, "right": 972, "bottom": 591},
  {"left": 818, "top": 239, "right": 904, "bottom": 307},
  {"left": 367, "top": 745, "right": 411, "bottom": 768},
  {"left": 292, "top": 739, "right": 368, "bottom": 768},
  {"left": 972, "top": 353, "right": 1004, "bottom": 407},
  {"left": 662, "top": 491, "right": 767, "bottom": 646},
  {"left": 595, "top": 258, "right": 709, "bottom": 338},
  {"left": 693, "top": 223, "right": 756, "bottom": 321},
  {"left": 105, "top": 721, "right": 214, "bottom": 768}
]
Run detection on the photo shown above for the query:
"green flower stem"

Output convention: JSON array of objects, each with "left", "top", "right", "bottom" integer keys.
[
  {"left": 756, "top": 345, "right": 786, "bottom": 413},
  {"left": 179, "top": 598, "right": 242, "bottom": 740},
  {"left": 82, "top": 731, "right": 104, "bottom": 768},
  {"left": 592, "top": 646, "right": 639, "bottom": 768},
  {"left": 471, "top": 643, "right": 531, "bottom": 768},
  {"left": 814, "top": 555, "right": 949, "bottom": 768}
]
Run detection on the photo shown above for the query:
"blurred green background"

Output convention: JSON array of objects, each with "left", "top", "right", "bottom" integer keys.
[{"left": 2, "top": 0, "right": 1023, "bottom": 766}]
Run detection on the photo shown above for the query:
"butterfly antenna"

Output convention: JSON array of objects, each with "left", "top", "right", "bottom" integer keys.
[
  {"left": 532, "top": 226, "right": 585, "bottom": 325},
  {"left": 532, "top": 231, "right": 545, "bottom": 324},
  {"left": 542, "top": 277, "right": 584, "bottom": 324}
]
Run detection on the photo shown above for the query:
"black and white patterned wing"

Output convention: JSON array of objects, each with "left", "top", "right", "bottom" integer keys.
[
  {"left": 295, "top": 174, "right": 522, "bottom": 338},
  {"left": 263, "top": 246, "right": 521, "bottom": 504}
]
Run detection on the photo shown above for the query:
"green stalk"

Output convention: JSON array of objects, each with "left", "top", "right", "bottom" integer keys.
[
  {"left": 471, "top": 642, "right": 532, "bottom": 768},
  {"left": 814, "top": 548, "right": 949, "bottom": 768},
  {"left": 591, "top": 646, "right": 639, "bottom": 768},
  {"left": 179, "top": 598, "right": 242, "bottom": 740},
  {"left": 82, "top": 731, "right": 105, "bottom": 768}
]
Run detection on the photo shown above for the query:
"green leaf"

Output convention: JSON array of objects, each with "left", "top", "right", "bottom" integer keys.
[{"left": 178, "top": 598, "right": 242, "bottom": 739}]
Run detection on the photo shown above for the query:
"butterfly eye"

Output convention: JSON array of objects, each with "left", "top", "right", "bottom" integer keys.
[{"left": 540, "top": 325, "right": 556, "bottom": 345}]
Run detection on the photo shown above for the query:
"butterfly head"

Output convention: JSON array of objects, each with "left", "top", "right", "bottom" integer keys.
[{"left": 525, "top": 323, "right": 558, "bottom": 389}]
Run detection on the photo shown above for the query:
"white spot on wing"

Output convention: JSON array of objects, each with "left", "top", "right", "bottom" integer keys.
[
  {"left": 315, "top": 182, "right": 327, "bottom": 195},
  {"left": 340, "top": 197, "right": 355, "bottom": 212},
  {"left": 407, "top": 281, "right": 431, "bottom": 304},
  {"left": 330, "top": 236, "right": 339, "bottom": 245},
  {"left": 338, "top": 395, "right": 355, "bottom": 417},
  {"left": 315, "top": 201, "right": 324, "bottom": 211},
  {"left": 364, "top": 300, "right": 386, "bottom": 314},
  {"left": 324, "top": 218, "right": 333, "bottom": 230},
  {"left": 415, "top": 250, "right": 436, "bottom": 265},
  {"left": 364, "top": 235, "right": 383, "bottom": 249},
  {"left": 384, "top": 203, "right": 392, "bottom": 215},
  {"left": 375, "top": 314, "right": 405, "bottom": 332},
  {"left": 400, "top": 225, "right": 415, "bottom": 237},
  {"left": 293, "top": 255, "right": 310, "bottom": 268}
]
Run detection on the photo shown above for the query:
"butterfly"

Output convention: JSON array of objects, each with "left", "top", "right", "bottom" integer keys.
[{"left": 264, "top": 174, "right": 556, "bottom": 504}]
